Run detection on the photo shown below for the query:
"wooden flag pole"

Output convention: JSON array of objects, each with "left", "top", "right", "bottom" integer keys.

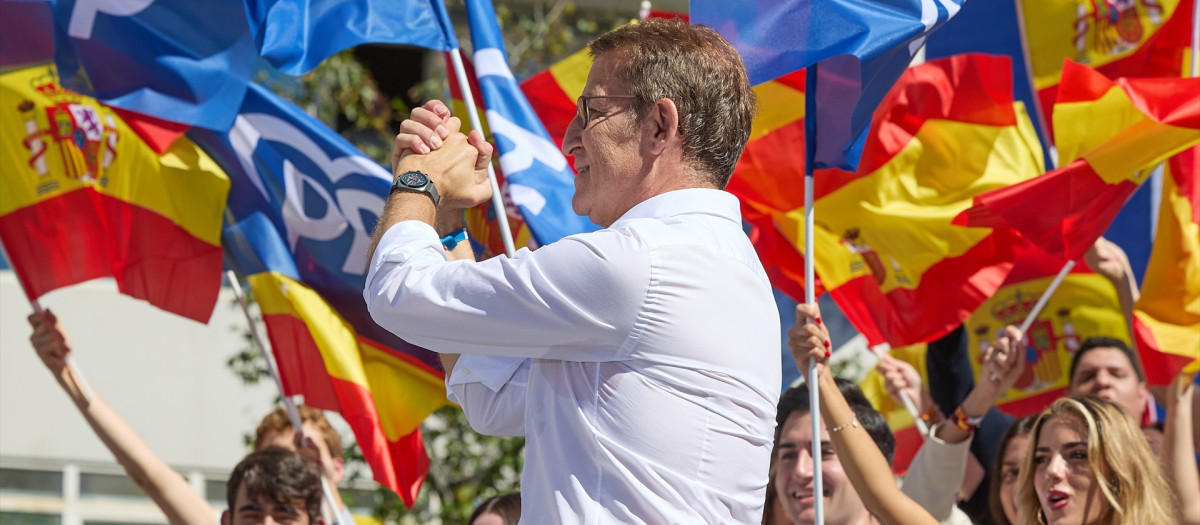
[
  {"left": 448, "top": 47, "right": 517, "bottom": 257},
  {"left": 0, "top": 238, "right": 93, "bottom": 403},
  {"left": 1016, "top": 260, "right": 1076, "bottom": 342},
  {"left": 223, "top": 270, "right": 341, "bottom": 523}
]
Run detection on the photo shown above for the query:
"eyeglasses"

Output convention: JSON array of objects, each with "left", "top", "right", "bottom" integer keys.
[{"left": 576, "top": 95, "right": 638, "bottom": 128}]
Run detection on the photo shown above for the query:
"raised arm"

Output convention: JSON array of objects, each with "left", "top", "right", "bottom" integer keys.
[
  {"left": 1164, "top": 367, "right": 1199, "bottom": 525},
  {"left": 789, "top": 304, "right": 937, "bottom": 525},
  {"left": 29, "top": 311, "right": 214, "bottom": 525}
]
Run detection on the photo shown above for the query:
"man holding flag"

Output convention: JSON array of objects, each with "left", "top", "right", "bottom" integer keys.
[{"left": 364, "top": 19, "right": 780, "bottom": 522}]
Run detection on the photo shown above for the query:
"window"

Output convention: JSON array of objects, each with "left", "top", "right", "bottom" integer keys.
[
  {"left": 0, "top": 512, "right": 61, "bottom": 525},
  {"left": 79, "top": 473, "right": 144, "bottom": 499},
  {"left": 0, "top": 469, "right": 62, "bottom": 496}
]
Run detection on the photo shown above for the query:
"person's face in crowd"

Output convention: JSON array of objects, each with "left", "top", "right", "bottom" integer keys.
[
  {"left": 469, "top": 512, "right": 506, "bottom": 525},
  {"left": 998, "top": 433, "right": 1028, "bottom": 524},
  {"left": 221, "top": 485, "right": 316, "bottom": 525},
  {"left": 1068, "top": 347, "right": 1148, "bottom": 422},
  {"left": 774, "top": 411, "right": 869, "bottom": 525},
  {"left": 562, "top": 52, "right": 647, "bottom": 228},
  {"left": 258, "top": 422, "right": 342, "bottom": 483},
  {"left": 1033, "top": 416, "right": 1109, "bottom": 525}
]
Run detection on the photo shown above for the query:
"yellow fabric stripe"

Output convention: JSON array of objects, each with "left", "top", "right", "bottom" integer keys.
[
  {"left": 749, "top": 81, "right": 805, "bottom": 141},
  {"left": 548, "top": 47, "right": 593, "bottom": 100},
  {"left": 778, "top": 105, "right": 1044, "bottom": 291},
  {"left": 1134, "top": 168, "right": 1200, "bottom": 359},
  {"left": 1082, "top": 120, "right": 1200, "bottom": 184},
  {"left": 0, "top": 66, "right": 228, "bottom": 245},
  {"left": 360, "top": 339, "right": 451, "bottom": 439},
  {"left": 1053, "top": 86, "right": 1144, "bottom": 165}
]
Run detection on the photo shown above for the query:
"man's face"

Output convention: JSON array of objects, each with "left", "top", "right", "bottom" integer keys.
[
  {"left": 773, "top": 411, "right": 870, "bottom": 525},
  {"left": 221, "top": 485, "right": 316, "bottom": 525},
  {"left": 561, "top": 52, "right": 647, "bottom": 227},
  {"left": 258, "top": 423, "right": 342, "bottom": 483},
  {"left": 1068, "top": 347, "right": 1148, "bottom": 421}
]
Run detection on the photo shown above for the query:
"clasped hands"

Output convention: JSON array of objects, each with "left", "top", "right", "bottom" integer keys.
[{"left": 392, "top": 100, "right": 494, "bottom": 210}]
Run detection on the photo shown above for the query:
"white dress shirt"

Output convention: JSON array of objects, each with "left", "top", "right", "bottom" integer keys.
[{"left": 365, "top": 188, "right": 782, "bottom": 524}]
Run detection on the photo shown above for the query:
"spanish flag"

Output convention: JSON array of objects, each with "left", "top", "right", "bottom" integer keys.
[
  {"left": 1134, "top": 146, "right": 1200, "bottom": 385},
  {"left": 857, "top": 343, "right": 929, "bottom": 474},
  {"left": 776, "top": 54, "right": 1044, "bottom": 347},
  {"left": 0, "top": 66, "right": 228, "bottom": 322},
  {"left": 964, "top": 247, "right": 1128, "bottom": 414},
  {"left": 956, "top": 60, "right": 1200, "bottom": 262},
  {"left": 248, "top": 272, "right": 445, "bottom": 505}
]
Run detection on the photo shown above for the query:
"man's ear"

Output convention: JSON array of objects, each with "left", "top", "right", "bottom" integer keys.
[
  {"left": 220, "top": 510, "right": 232, "bottom": 525},
  {"left": 645, "top": 97, "right": 680, "bottom": 156},
  {"left": 331, "top": 456, "right": 346, "bottom": 483}
]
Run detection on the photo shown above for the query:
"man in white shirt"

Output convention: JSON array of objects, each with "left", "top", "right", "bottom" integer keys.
[{"left": 363, "top": 18, "right": 780, "bottom": 523}]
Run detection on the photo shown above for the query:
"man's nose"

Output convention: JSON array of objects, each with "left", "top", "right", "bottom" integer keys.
[
  {"left": 793, "top": 451, "right": 814, "bottom": 479},
  {"left": 562, "top": 114, "right": 582, "bottom": 157}
]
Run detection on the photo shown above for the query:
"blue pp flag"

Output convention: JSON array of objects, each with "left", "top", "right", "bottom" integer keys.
[
  {"left": 464, "top": 0, "right": 598, "bottom": 244},
  {"left": 692, "top": 0, "right": 966, "bottom": 171},
  {"left": 188, "top": 83, "right": 436, "bottom": 368},
  {"left": 244, "top": 0, "right": 457, "bottom": 75},
  {"left": 52, "top": 0, "right": 256, "bottom": 131}
]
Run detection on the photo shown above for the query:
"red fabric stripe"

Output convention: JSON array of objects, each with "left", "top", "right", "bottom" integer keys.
[
  {"left": 520, "top": 69, "right": 577, "bottom": 150},
  {"left": 0, "top": 189, "right": 220, "bottom": 322},
  {"left": 329, "top": 377, "right": 428, "bottom": 507},
  {"left": 956, "top": 159, "right": 1141, "bottom": 261},
  {"left": 357, "top": 335, "right": 445, "bottom": 380},
  {"left": 831, "top": 229, "right": 1027, "bottom": 346},
  {"left": 110, "top": 107, "right": 189, "bottom": 154},
  {"left": 1054, "top": 60, "right": 1116, "bottom": 104},
  {"left": 1171, "top": 146, "right": 1199, "bottom": 223},
  {"left": 890, "top": 424, "right": 922, "bottom": 474},
  {"left": 997, "top": 387, "right": 1068, "bottom": 417},
  {"left": 259, "top": 313, "right": 341, "bottom": 406}
]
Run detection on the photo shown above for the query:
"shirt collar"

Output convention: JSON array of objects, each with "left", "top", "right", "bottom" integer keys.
[{"left": 610, "top": 188, "right": 742, "bottom": 228}]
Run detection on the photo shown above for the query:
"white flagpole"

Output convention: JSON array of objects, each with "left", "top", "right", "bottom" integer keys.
[
  {"left": 1016, "top": 260, "right": 1076, "bottom": 339},
  {"left": 803, "top": 169, "right": 823, "bottom": 525},
  {"left": 223, "top": 270, "right": 341, "bottom": 522},
  {"left": 0, "top": 238, "right": 94, "bottom": 402},
  {"left": 447, "top": 48, "right": 517, "bottom": 257}
]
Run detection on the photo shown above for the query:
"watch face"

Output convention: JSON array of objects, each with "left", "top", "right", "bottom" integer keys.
[{"left": 399, "top": 171, "right": 428, "bottom": 188}]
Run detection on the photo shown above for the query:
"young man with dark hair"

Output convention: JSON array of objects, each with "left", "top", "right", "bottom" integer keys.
[
  {"left": 222, "top": 447, "right": 324, "bottom": 525},
  {"left": 1068, "top": 336, "right": 1150, "bottom": 424}
]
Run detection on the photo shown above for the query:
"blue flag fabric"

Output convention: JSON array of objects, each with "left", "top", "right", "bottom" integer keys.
[
  {"left": 188, "top": 83, "right": 439, "bottom": 370},
  {"left": 464, "top": 0, "right": 598, "bottom": 244},
  {"left": 692, "top": 0, "right": 966, "bottom": 171},
  {"left": 52, "top": 0, "right": 256, "bottom": 131},
  {"left": 244, "top": 0, "right": 458, "bottom": 75}
]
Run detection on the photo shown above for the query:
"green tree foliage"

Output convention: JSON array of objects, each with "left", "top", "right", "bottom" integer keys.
[{"left": 228, "top": 2, "right": 629, "bottom": 523}]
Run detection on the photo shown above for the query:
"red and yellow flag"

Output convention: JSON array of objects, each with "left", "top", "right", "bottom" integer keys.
[
  {"left": 1023, "top": 0, "right": 1193, "bottom": 137},
  {"left": 0, "top": 66, "right": 228, "bottom": 322},
  {"left": 249, "top": 272, "right": 449, "bottom": 506},
  {"left": 773, "top": 55, "right": 1044, "bottom": 347},
  {"left": 956, "top": 60, "right": 1200, "bottom": 262},
  {"left": 964, "top": 247, "right": 1129, "bottom": 415},
  {"left": 857, "top": 343, "right": 929, "bottom": 474},
  {"left": 1133, "top": 146, "right": 1200, "bottom": 384}
]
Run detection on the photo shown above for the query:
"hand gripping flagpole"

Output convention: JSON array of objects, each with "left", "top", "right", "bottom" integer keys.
[
  {"left": 224, "top": 270, "right": 341, "bottom": 523},
  {"left": 0, "top": 238, "right": 94, "bottom": 403},
  {"left": 447, "top": 48, "right": 517, "bottom": 258}
]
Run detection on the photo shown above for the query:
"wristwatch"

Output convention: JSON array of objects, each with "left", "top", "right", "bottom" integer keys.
[{"left": 391, "top": 170, "right": 440, "bottom": 205}]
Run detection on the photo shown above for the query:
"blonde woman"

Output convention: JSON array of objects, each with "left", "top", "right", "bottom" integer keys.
[{"left": 1015, "top": 396, "right": 1177, "bottom": 524}]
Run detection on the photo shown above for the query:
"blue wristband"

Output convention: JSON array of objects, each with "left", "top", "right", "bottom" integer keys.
[{"left": 440, "top": 228, "right": 468, "bottom": 250}]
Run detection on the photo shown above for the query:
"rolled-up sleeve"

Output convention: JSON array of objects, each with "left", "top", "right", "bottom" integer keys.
[
  {"left": 446, "top": 355, "right": 530, "bottom": 437},
  {"left": 364, "top": 221, "right": 650, "bottom": 361}
]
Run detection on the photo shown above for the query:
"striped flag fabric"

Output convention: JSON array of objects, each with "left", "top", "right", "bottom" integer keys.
[
  {"left": 189, "top": 83, "right": 448, "bottom": 506},
  {"left": 463, "top": 0, "right": 598, "bottom": 245},
  {"left": 776, "top": 54, "right": 1044, "bottom": 347},
  {"left": 0, "top": 65, "right": 229, "bottom": 322},
  {"left": 955, "top": 61, "right": 1200, "bottom": 262},
  {"left": 1133, "top": 146, "right": 1200, "bottom": 385}
]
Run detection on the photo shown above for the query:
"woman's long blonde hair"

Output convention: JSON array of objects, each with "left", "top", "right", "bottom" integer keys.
[{"left": 1015, "top": 396, "right": 1177, "bottom": 524}]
